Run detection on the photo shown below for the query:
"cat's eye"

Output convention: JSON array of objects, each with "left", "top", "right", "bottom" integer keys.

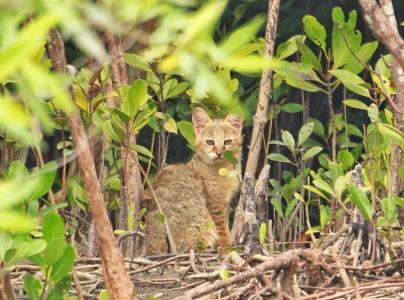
[
  {"left": 224, "top": 139, "right": 232, "bottom": 146},
  {"left": 205, "top": 140, "right": 215, "bottom": 146}
]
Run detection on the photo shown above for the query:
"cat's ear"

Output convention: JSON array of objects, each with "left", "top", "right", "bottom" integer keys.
[
  {"left": 192, "top": 107, "right": 211, "bottom": 133},
  {"left": 225, "top": 111, "right": 243, "bottom": 132}
]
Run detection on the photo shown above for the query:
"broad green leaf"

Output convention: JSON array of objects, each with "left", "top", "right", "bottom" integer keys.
[
  {"left": 166, "top": 82, "right": 190, "bottom": 99},
  {"left": 285, "top": 198, "right": 298, "bottom": 217},
  {"left": 42, "top": 212, "right": 65, "bottom": 243},
  {"left": 378, "top": 123, "right": 404, "bottom": 147},
  {"left": 296, "top": 41, "right": 322, "bottom": 72},
  {"left": 281, "top": 130, "right": 295, "bottom": 151},
  {"left": 124, "top": 79, "right": 148, "bottom": 118},
  {"left": 366, "top": 129, "right": 384, "bottom": 152},
  {"left": 223, "top": 150, "right": 238, "bottom": 165},
  {"left": 123, "top": 53, "right": 152, "bottom": 73},
  {"left": 276, "top": 35, "right": 305, "bottom": 60},
  {"left": 344, "top": 41, "right": 378, "bottom": 74},
  {"left": 23, "top": 274, "right": 42, "bottom": 300},
  {"left": 298, "top": 122, "right": 314, "bottom": 146},
  {"left": 271, "top": 198, "right": 284, "bottom": 217},
  {"left": 329, "top": 69, "right": 370, "bottom": 97},
  {"left": 332, "top": 23, "right": 361, "bottom": 69},
  {"left": 320, "top": 204, "right": 331, "bottom": 228},
  {"left": 43, "top": 238, "right": 67, "bottom": 266},
  {"left": 50, "top": 245, "right": 75, "bottom": 282},
  {"left": 99, "top": 290, "right": 109, "bottom": 300},
  {"left": 163, "top": 117, "right": 177, "bottom": 133},
  {"left": 0, "top": 233, "right": 13, "bottom": 261},
  {"left": 178, "top": 121, "right": 195, "bottom": 147},
  {"left": 281, "top": 103, "right": 303, "bottom": 113},
  {"left": 102, "top": 120, "right": 124, "bottom": 144},
  {"left": 304, "top": 185, "right": 330, "bottom": 201},
  {"left": 367, "top": 104, "right": 380, "bottom": 123},
  {"left": 348, "top": 185, "right": 373, "bottom": 221},
  {"left": 0, "top": 96, "right": 33, "bottom": 144},
  {"left": 302, "top": 146, "right": 323, "bottom": 161},
  {"left": 47, "top": 276, "right": 71, "bottom": 300},
  {"left": 177, "top": 0, "right": 227, "bottom": 48},
  {"left": 29, "top": 161, "right": 57, "bottom": 201},
  {"left": 0, "top": 14, "right": 58, "bottom": 81},
  {"left": 381, "top": 197, "right": 397, "bottom": 224},
  {"left": 130, "top": 144, "right": 154, "bottom": 158},
  {"left": 259, "top": 223, "right": 267, "bottom": 245},
  {"left": 0, "top": 177, "right": 41, "bottom": 210},
  {"left": 220, "top": 16, "right": 264, "bottom": 55},
  {"left": 313, "top": 179, "right": 334, "bottom": 196},
  {"left": 337, "top": 150, "right": 354, "bottom": 170},
  {"left": 343, "top": 99, "right": 368, "bottom": 110},
  {"left": 334, "top": 176, "right": 346, "bottom": 198},
  {"left": 303, "top": 15, "right": 326, "bottom": 50},
  {"left": 0, "top": 211, "right": 36, "bottom": 233},
  {"left": 267, "top": 153, "right": 293, "bottom": 164}
]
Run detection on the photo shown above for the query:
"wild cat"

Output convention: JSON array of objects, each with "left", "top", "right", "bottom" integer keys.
[{"left": 142, "top": 107, "right": 243, "bottom": 255}]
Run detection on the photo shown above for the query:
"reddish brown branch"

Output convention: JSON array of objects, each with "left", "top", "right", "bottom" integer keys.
[{"left": 46, "top": 29, "right": 136, "bottom": 300}]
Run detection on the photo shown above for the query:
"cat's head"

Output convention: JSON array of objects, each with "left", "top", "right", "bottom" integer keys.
[{"left": 192, "top": 107, "right": 243, "bottom": 165}]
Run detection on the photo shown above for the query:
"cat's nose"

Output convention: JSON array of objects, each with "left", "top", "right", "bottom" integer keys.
[{"left": 216, "top": 152, "right": 223, "bottom": 158}]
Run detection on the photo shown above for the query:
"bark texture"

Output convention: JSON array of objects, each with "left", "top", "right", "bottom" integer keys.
[
  {"left": 231, "top": 0, "right": 281, "bottom": 242},
  {"left": 47, "top": 29, "right": 136, "bottom": 300},
  {"left": 357, "top": 0, "right": 404, "bottom": 222}
]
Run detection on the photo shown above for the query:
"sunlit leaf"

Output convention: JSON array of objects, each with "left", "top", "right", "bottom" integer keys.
[
  {"left": 0, "top": 211, "right": 36, "bottom": 233},
  {"left": 303, "top": 15, "right": 326, "bottom": 50},
  {"left": 163, "top": 117, "right": 177, "bottom": 133},
  {"left": 130, "top": 144, "right": 154, "bottom": 158},
  {"left": 347, "top": 185, "right": 373, "bottom": 221},
  {"left": 267, "top": 153, "right": 293, "bottom": 164},
  {"left": 298, "top": 122, "right": 314, "bottom": 146},
  {"left": 302, "top": 146, "right": 323, "bottom": 161},
  {"left": 178, "top": 121, "right": 195, "bottom": 147},
  {"left": 343, "top": 99, "right": 368, "bottom": 110}
]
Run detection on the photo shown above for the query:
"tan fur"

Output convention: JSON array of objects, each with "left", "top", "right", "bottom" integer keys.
[{"left": 143, "top": 108, "right": 243, "bottom": 255}]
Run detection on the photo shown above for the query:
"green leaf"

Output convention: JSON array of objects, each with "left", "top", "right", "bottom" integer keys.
[
  {"left": 102, "top": 119, "right": 124, "bottom": 144},
  {"left": 304, "top": 185, "right": 330, "bottom": 202},
  {"left": 0, "top": 211, "right": 36, "bottom": 233},
  {"left": 259, "top": 223, "right": 267, "bottom": 245},
  {"left": 99, "top": 290, "right": 109, "bottom": 300},
  {"left": 177, "top": 0, "right": 227, "bottom": 48},
  {"left": 329, "top": 69, "right": 370, "bottom": 97},
  {"left": 334, "top": 176, "right": 346, "bottom": 198},
  {"left": 0, "top": 13, "right": 58, "bottom": 82},
  {"left": 296, "top": 41, "right": 322, "bottom": 72},
  {"left": 382, "top": 197, "right": 397, "bottom": 224},
  {"left": 281, "top": 130, "right": 295, "bottom": 151},
  {"left": 302, "top": 146, "right": 323, "bottom": 161},
  {"left": 344, "top": 42, "right": 378, "bottom": 74},
  {"left": 220, "top": 15, "right": 264, "bottom": 55},
  {"left": 166, "top": 82, "right": 190, "bottom": 99},
  {"left": 347, "top": 185, "right": 373, "bottom": 221},
  {"left": 178, "top": 121, "right": 195, "bottom": 147},
  {"left": 43, "top": 238, "right": 67, "bottom": 266},
  {"left": 47, "top": 275, "right": 71, "bottom": 300},
  {"left": 0, "top": 96, "right": 34, "bottom": 145},
  {"left": 277, "top": 35, "right": 305, "bottom": 60},
  {"left": 130, "top": 144, "right": 154, "bottom": 158},
  {"left": 124, "top": 79, "right": 148, "bottom": 118},
  {"left": 0, "top": 233, "right": 13, "bottom": 261},
  {"left": 285, "top": 198, "right": 298, "bottom": 217},
  {"left": 219, "top": 267, "right": 229, "bottom": 281},
  {"left": 313, "top": 179, "right": 334, "bottom": 196},
  {"left": 267, "top": 153, "right": 293, "bottom": 164},
  {"left": 42, "top": 212, "right": 65, "bottom": 243},
  {"left": 30, "top": 161, "right": 57, "bottom": 201},
  {"left": 50, "top": 245, "right": 75, "bottom": 282},
  {"left": 303, "top": 15, "right": 327, "bottom": 50},
  {"left": 163, "top": 117, "right": 177, "bottom": 133},
  {"left": 378, "top": 123, "right": 404, "bottom": 147},
  {"left": 281, "top": 103, "right": 303, "bottom": 113},
  {"left": 298, "top": 122, "right": 314, "bottom": 146},
  {"left": 337, "top": 150, "right": 354, "bottom": 170},
  {"left": 343, "top": 99, "right": 368, "bottom": 110},
  {"left": 223, "top": 150, "right": 238, "bottom": 165},
  {"left": 271, "top": 198, "right": 284, "bottom": 217},
  {"left": 123, "top": 53, "right": 152, "bottom": 73},
  {"left": 157, "top": 212, "right": 165, "bottom": 224},
  {"left": 23, "top": 274, "right": 42, "bottom": 300}
]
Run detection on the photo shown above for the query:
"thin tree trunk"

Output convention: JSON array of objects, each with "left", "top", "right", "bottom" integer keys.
[
  {"left": 231, "top": 0, "right": 281, "bottom": 242},
  {"left": 47, "top": 29, "right": 136, "bottom": 300},
  {"left": 357, "top": 0, "right": 404, "bottom": 223},
  {"left": 104, "top": 32, "right": 143, "bottom": 256}
]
